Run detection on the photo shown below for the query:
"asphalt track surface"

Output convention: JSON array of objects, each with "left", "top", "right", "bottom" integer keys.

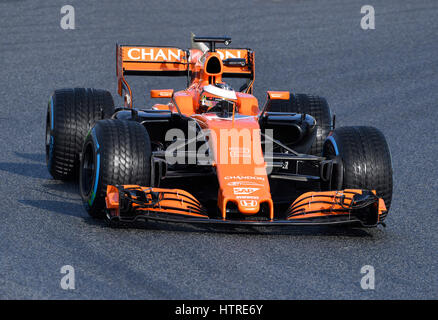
[{"left": 0, "top": 0, "right": 437, "bottom": 299}]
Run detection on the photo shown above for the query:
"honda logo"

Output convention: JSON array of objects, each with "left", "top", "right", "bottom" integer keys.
[{"left": 240, "top": 200, "right": 258, "bottom": 207}]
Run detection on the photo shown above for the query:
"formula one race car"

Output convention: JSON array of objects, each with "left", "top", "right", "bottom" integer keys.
[{"left": 45, "top": 35, "right": 393, "bottom": 228}]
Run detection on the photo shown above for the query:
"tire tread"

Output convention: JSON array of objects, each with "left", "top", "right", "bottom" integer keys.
[{"left": 47, "top": 88, "right": 114, "bottom": 180}]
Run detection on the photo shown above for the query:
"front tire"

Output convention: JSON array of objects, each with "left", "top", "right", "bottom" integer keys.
[
  {"left": 80, "top": 119, "right": 152, "bottom": 218},
  {"left": 322, "top": 126, "right": 393, "bottom": 211}
]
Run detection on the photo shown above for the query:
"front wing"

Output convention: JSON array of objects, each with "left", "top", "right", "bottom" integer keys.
[{"left": 105, "top": 185, "right": 387, "bottom": 228}]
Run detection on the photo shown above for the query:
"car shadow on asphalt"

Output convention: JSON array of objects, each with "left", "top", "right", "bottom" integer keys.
[
  {"left": 10, "top": 152, "right": 80, "bottom": 196},
  {"left": 0, "top": 162, "right": 48, "bottom": 179},
  {"left": 102, "top": 219, "right": 377, "bottom": 237},
  {"left": 15, "top": 152, "right": 45, "bottom": 163},
  {"left": 41, "top": 181, "right": 79, "bottom": 196},
  {"left": 18, "top": 199, "right": 85, "bottom": 218},
  {"left": 0, "top": 153, "right": 47, "bottom": 179}
]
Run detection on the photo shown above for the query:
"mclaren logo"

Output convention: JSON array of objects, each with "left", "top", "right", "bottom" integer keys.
[{"left": 233, "top": 187, "right": 259, "bottom": 195}]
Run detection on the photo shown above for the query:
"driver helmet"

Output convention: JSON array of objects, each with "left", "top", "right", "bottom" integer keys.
[{"left": 200, "top": 83, "right": 237, "bottom": 113}]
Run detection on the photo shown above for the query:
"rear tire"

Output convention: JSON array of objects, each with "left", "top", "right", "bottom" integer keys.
[
  {"left": 45, "top": 88, "right": 115, "bottom": 180},
  {"left": 79, "top": 119, "right": 152, "bottom": 218},
  {"left": 268, "top": 93, "right": 333, "bottom": 155},
  {"left": 322, "top": 126, "right": 393, "bottom": 211}
]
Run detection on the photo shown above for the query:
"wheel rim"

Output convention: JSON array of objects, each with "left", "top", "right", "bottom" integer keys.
[{"left": 81, "top": 142, "right": 95, "bottom": 196}]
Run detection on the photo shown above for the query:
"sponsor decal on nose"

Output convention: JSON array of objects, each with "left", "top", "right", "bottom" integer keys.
[{"left": 233, "top": 187, "right": 259, "bottom": 195}]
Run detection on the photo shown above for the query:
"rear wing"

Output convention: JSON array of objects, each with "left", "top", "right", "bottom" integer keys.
[{"left": 116, "top": 44, "right": 254, "bottom": 106}]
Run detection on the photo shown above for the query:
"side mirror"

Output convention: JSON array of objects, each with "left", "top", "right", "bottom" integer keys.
[
  {"left": 223, "top": 58, "right": 246, "bottom": 67},
  {"left": 150, "top": 89, "right": 174, "bottom": 98},
  {"left": 267, "top": 91, "right": 290, "bottom": 100}
]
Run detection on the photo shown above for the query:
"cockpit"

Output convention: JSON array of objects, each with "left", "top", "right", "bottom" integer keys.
[{"left": 199, "top": 83, "right": 238, "bottom": 116}]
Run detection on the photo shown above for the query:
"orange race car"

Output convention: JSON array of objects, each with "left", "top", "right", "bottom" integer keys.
[{"left": 45, "top": 35, "right": 393, "bottom": 228}]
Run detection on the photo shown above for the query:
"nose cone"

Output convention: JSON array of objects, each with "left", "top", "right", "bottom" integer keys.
[
  {"left": 198, "top": 113, "right": 274, "bottom": 219},
  {"left": 223, "top": 184, "right": 271, "bottom": 216}
]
